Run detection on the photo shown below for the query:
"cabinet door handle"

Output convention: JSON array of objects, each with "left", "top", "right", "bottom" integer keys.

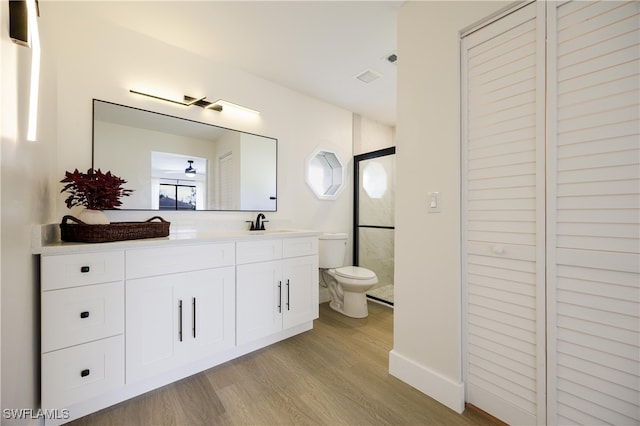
[
  {"left": 286, "top": 279, "right": 290, "bottom": 311},
  {"left": 278, "top": 281, "right": 282, "bottom": 313},
  {"left": 80, "top": 369, "right": 90, "bottom": 377},
  {"left": 80, "top": 266, "right": 90, "bottom": 273},
  {"left": 80, "top": 311, "right": 90, "bottom": 319},
  {"left": 178, "top": 299, "right": 183, "bottom": 342},
  {"left": 192, "top": 297, "right": 196, "bottom": 339}
]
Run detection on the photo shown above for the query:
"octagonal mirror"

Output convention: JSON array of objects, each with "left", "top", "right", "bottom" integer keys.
[{"left": 306, "top": 148, "right": 345, "bottom": 200}]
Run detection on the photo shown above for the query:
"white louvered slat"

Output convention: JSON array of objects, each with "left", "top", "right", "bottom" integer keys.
[
  {"left": 557, "top": 208, "right": 639, "bottom": 224},
  {"left": 468, "top": 128, "right": 536, "bottom": 151},
  {"left": 469, "top": 254, "right": 537, "bottom": 275},
  {"left": 557, "top": 164, "right": 639, "bottom": 184},
  {"left": 468, "top": 185, "right": 537, "bottom": 201},
  {"left": 556, "top": 350, "right": 640, "bottom": 391},
  {"left": 462, "top": 3, "right": 543, "bottom": 425},
  {"left": 557, "top": 135, "right": 639, "bottom": 158},
  {"left": 559, "top": 61, "right": 638, "bottom": 101},
  {"left": 549, "top": 1, "right": 640, "bottom": 425}
]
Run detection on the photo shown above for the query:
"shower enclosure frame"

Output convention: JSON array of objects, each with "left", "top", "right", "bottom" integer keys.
[{"left": 353, "top": 146, "right": 396, "bottom": 305}]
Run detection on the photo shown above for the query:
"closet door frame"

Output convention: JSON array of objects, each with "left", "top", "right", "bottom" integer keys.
[{"left": 460, "top": 1, "right": 547, "bottom": 423}]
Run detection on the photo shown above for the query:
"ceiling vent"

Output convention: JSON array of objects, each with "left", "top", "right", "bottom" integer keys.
[{"left": 355, "top": 69, "right": 382, "bottom": 84}]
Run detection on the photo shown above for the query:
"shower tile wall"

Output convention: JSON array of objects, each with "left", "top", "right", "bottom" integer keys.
[{"left": 359, "top": 228, "right": 394, "bottom": 291}]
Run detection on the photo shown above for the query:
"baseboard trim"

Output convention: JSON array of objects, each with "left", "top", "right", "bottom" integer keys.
[{"left": 389, "top": 349, "right": 464, "bottom": 414}]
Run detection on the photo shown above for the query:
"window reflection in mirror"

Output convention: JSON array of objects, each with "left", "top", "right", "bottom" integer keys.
[
  {"left": 92, "top": 100, "right": 277, "bottom": 211},
  {"left": 306, "top": 148, "right": 345, "bottom": 200}
]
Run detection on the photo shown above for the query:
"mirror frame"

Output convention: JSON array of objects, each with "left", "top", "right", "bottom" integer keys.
[{"left": 92, "top": 99, "right": 278, "bottom": 212}]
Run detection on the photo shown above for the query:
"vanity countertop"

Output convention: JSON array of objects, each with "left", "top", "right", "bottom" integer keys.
[{"left": 33, "top": 226, "right": 320, "bottom": 255}]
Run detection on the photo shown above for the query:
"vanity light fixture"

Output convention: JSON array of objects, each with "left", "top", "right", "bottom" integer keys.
[
  {"left": 129, "top": 90, "right": 259, "bottom": 115},
  {"left": 206, "top": 100, "right": 260, "bottom": 116},
  {"left": 184, "top": 160, "right": 197, "bottom": 177}
]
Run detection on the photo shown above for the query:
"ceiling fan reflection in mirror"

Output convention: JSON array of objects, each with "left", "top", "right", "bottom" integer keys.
[
  {"left": 184, "top": 160, "right": 196, "bottom": 177},
  {"left": 151, "top": 152, "right": 206, "bottom": 182}
]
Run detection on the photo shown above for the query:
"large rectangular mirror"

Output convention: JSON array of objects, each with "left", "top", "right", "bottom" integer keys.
[{"left": 93, "top": 99, "right": 277, "bottom": 211}]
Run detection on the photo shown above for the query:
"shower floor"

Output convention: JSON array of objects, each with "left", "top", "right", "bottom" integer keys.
[{"left": 367, "top": 283, "right": 394, "bottom": 305}]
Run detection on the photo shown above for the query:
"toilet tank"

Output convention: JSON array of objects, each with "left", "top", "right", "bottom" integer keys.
[{"left": 318, "top": 233, "right": 348, "bottom": 268}]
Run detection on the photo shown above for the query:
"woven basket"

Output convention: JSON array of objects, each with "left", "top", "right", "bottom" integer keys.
[{"left": 60, "top": 215, "right": 170, "bottom": 243}]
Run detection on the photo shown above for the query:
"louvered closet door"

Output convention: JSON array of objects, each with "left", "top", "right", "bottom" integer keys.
[
  {"left": 461, "top": 3, "right": 546, "bottom": 425},
  {"left": 547, "top": 1, "right": 640, "bottom": 424}
]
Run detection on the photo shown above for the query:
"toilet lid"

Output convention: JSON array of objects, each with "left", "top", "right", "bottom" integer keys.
[{"left": 335, "top": 266, "right": 376, "bottom": 280}]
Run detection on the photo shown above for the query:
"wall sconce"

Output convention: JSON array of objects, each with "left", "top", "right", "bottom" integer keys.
[
  {"left": 129, "top": 90, "right": 259, "bottom": 115},
  {"left": 11, "top": 0, "right": 41, "bottom": 142},
  {"left": 26, "top": 0, "right": 40, "bottom": 142}
]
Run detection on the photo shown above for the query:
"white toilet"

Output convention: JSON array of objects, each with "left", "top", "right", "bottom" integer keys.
[{"left": 319, "top": 233, "right": 378, "bottom": 318}]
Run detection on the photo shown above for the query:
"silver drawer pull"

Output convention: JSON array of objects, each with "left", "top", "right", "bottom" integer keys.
[
  {"left": 178, "top": 300, "right": 183, "bottom": 342},
  {"left": 192, "top": 297, "right": 196, "bottom": 339},
  {"left": 80, "top": 369, "right": 90, "bottom": 377}
]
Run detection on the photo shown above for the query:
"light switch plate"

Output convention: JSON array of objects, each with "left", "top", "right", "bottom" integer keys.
[{"left": 428, "top": 191, "right": 441, "bottom": 213}]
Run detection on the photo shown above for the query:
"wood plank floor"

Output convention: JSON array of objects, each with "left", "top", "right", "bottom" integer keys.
[{"left": 70, "top": 302, "right": 499, "bottom": 425}]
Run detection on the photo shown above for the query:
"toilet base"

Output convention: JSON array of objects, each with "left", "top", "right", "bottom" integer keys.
[
  {"left": 329, "top": 291, "right": 369, "bottom": 318},
  {"left": 322, "top": 268, "right": 377, "bottom": 319}
]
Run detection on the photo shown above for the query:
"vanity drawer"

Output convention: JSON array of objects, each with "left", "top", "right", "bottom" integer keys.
[
  {"left": 41, "top": 251, "right": 124, "bottom": 291},
  {"left": 42, "top": 281, "right": 124, "bottom": 353},
  {"left": 126, "top": 243, "right": 235, "bottom": 279},
  {"left": 236, "top": 239, "right": 283, "bottom": 264},
  {"left": 282, "top": 237, "right": 318, "bottom": 258},
  {"left": 41, "top": 335, "right": 124, "bottom": 409}
]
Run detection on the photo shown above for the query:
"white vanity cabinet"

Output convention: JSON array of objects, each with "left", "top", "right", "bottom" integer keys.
[
  {"left": 37, "top": 230, "right": 318, "bottom": 424},
  {"left": 125, "top": 243, "right": 235, "bottom": 383},
  {"left": 40, "top": 251, "right": 125, "bottom": 410},
  {"left": 236, "top": 237, "right": 319, "bottom": 345}
]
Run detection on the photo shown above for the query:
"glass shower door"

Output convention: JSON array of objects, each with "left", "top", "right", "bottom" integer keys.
[{"left": 354, "top": 147, "right": 395, "bottom": 305}]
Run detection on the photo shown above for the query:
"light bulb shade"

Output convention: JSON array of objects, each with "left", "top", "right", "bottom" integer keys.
[{"left": 210, "top": 100, "right": 260, "bottom": 115}]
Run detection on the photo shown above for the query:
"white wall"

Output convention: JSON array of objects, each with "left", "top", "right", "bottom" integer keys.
[
  {"left": 391, "top": 0, "right": 506, "bottom": 413},
  {"left": 1, "top": 0, "right": 59, "bottom": 422},
  {"left": 0, "top": 1, "right": 356, "bottom": 420},
  {"left": 40, "top": 1, "right": 354, "bottom": 238},
  {"left": 353, "top": 113, "right": 395, "bottom": 155}
]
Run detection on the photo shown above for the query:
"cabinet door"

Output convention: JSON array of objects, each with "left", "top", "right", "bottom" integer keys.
[
  {"left": 236, "top": 261, "right": 282, "bottom": 345},
  {"left": 282, "top": 255, "right": 319, "bottom": 329},
  {"left": 177, "top": 266, "right": 235, "bottom": 363},
  {"left": 126, "top": 268, "right": 236, "bottom": 383},
  {"left": 126, "top": 275, "right": 177, "bottom": 384}
]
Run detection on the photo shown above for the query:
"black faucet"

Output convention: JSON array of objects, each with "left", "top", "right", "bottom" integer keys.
[{"left": 254, "top": 213, "right": 267, "bottom": 231}]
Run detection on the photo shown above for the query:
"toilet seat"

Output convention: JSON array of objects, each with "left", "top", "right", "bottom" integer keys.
[{"left": 335, "top": 266, "right": 376, "bottom": 280}]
